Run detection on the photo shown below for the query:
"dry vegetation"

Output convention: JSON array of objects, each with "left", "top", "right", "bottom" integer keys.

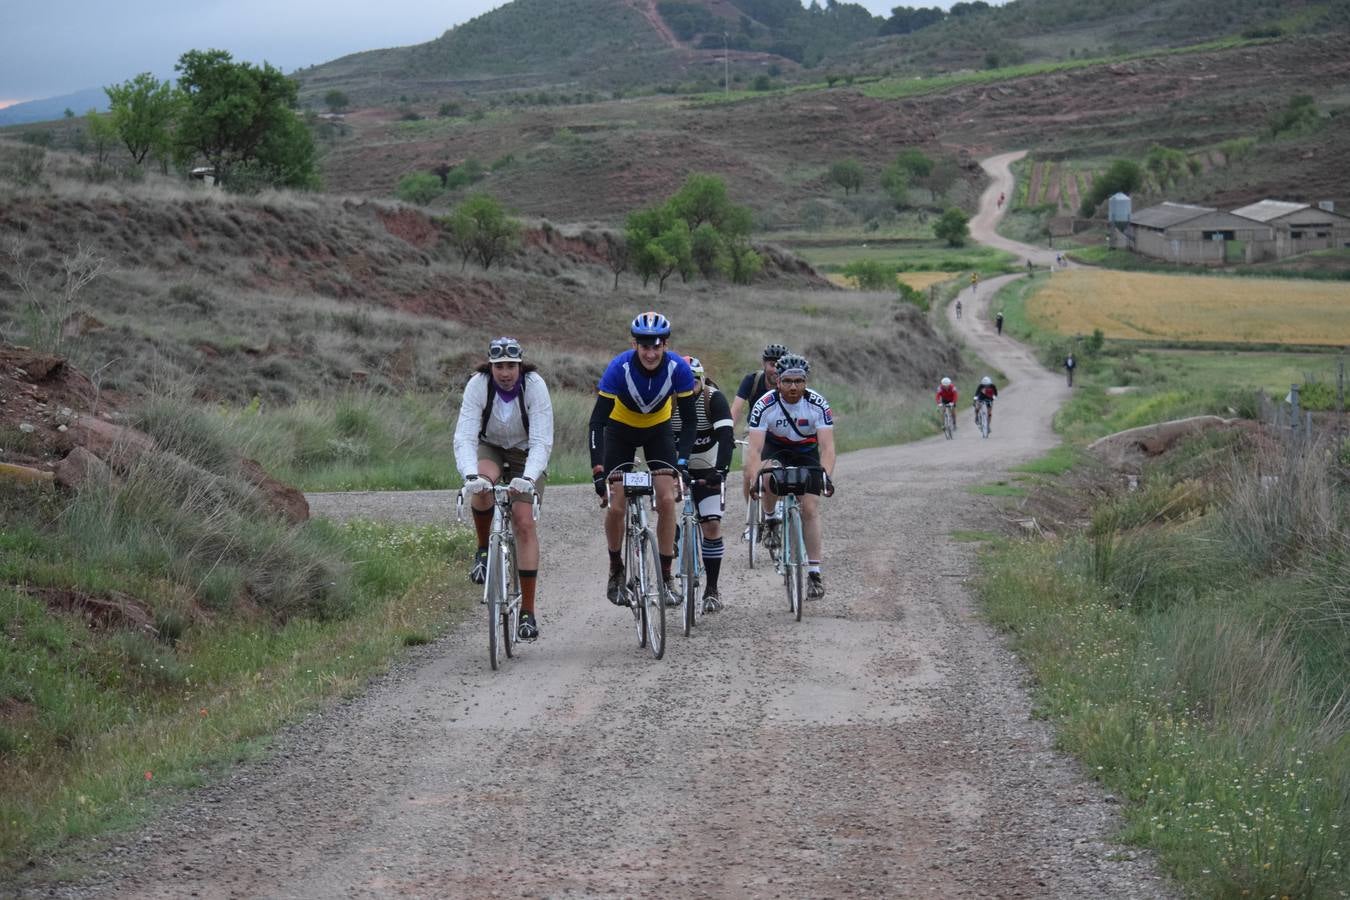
[{"left": 1025, "top": 270, "right": 1350, "bottom": 344}]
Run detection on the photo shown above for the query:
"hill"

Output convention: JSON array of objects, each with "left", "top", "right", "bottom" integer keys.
[{"left": 0, "top": 88, "right": 109, "bottom": 127}]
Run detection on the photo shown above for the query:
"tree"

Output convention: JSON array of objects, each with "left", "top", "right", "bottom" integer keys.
[
  {"left": 842, "top": 259, "right": 893, "bottom": 290},
  {"left": 933, "top": 207, "right": 970, "bottom": 247},
  {"left": 829, "top": 159, "right": 864, "bottom": 194},
  {"left": 724, "top": 238, "right": 763, "bottom": 285},
  {"left": 1144, "top": 144, "right": 1189, "bottom": 189},
  {"left": 881, "top": 161, "right": 911, "bottom": 208},
  {"left": 627, "top": 206, "right": 691, "bottom": 292},
  {"left": 323, "top": 90, "right": 350, "bottom": 113},
  {"left": 396, "top": 172, "right": 442, "bottom": 205},
  {"left": 669, "top": 173, "right": 732, "bottom": 230},
  {"left": 690, "top": 223, "right": 726, "bottom": 280},
  {"left": 448, "top": 194, "right": 521, "bottom": 270},
  {"left": 603, "top": 233, "right": 628, "bottom": 290},
  {"left": 84, "top": 110, "right": 118, "bottom": 167},
  {"left": 894, "top": 148, "right": 933, "bottom": 182},
  {"left": 917, "top": 156, "right": 958, "bottom": 202},
  {"left": 173, "top": 49, "right": 318, "bottom": 190},
  {"left": 105, "top": 73, "right": 179, "bottom": 166},
  {"left": 1079, "top": 159, "right": 1143, "bottom": 218},
  {"left": 1267, "top": 95, "right": 1319, "bottom": 138}
]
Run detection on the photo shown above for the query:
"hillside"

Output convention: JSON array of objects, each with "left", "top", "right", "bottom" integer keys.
[
  {"left": 0, "top": 143, "right": 954, "bottom": 414},
  {"left": 307, "top": 35, "right": 1348, "bottom": 226}
]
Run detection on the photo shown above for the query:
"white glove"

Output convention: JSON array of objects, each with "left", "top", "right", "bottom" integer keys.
[
  {"left": 462, "top": 476, "right": 492, "bottom": 496},
  {"left": 509, "top": 476, "right": 535, "bottom": 495}
]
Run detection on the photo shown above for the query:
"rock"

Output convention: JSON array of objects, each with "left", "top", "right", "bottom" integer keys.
[
  {"left": 14, "top": 353, "right": 65, "bottom": 381},
  {"left": 238, "top": 458, "right": 310, "bottom": 524},
  {"left": 55, "top": 446, "right": 110, "bottom": 490},
  {"left": 0, "top": 462, "right": 55, "bottom": 485},
  {"left": 69, "top": 417, "right": 156, "bottom": 470},
  {"left": 1087, "top": 415, "right": 1258, "bottom": 470},
  {"left": 18, "top": 422, "right": 36, "bottom": 434},
  {"left": 60, "top": 312, "right": 105, "bottom": 340}
]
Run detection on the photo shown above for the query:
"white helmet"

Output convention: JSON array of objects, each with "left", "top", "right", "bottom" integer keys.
[
  {"left": 980, "top": 376, "right": 993, "bottom": 386},
  {"left": 940, "top": 377, "right": 952, "bottom": 387}
]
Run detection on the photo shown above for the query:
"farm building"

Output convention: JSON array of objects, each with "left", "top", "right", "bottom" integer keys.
[
  {"left": 1230, "top": 200, "right": 1350, "bottom": 257},
  {"left": 1127, "top": 202, "right": 1274, "bottom": 266}
]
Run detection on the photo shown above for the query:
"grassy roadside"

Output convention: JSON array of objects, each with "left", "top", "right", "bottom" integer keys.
[
  {"left": 967, "top": 275, "right": 1350, "bottom": 896},
  {"left": 0, "top": 399, "right": 476, "bottom": 872}
]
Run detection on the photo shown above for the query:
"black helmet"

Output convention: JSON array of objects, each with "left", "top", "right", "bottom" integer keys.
[
  {"left": 762, "top": 343, "right": 789, "bottom": 361},
  {"left": 775, "top": 353, "right": 810, "bottom": 378}
]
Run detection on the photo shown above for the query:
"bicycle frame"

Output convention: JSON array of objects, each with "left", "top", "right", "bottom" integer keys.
[
  {"left": 457, "top": 482, "right": 539, "bottom": 670},
  {"left": 941, "top": 402, "right": 956, "bottom": 440},
  {"left": 754, "top": 464, "right": 819, "bottom": 622}
]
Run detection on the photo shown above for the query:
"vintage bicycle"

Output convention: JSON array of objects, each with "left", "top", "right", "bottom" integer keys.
[
  {"left": 604, "top": 463, "right": 674, "bottom": 660},
  {"left": 457, "top": 479, "right": 539, "bottom": 670},
  {"left": 674, "top": 471, "right": 725, "bottom": 636}
]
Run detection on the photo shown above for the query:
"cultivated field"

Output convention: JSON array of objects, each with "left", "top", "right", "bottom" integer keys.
[
  {"left": 826, "top": 270, "right": 954, "bottom": 291},
  {"left": 1026, "top": 270, "right": 1350, "bottom": 345}
]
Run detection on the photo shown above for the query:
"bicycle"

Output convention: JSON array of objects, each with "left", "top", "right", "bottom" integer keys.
[
  {"left": 940, "top": 402, "right": 956, "bottom": 440},
  {"left": 754, "top": 464, "right": 823, "bottom": 622},
  {"left": 736, "top": 438, "right": 764, "bottom": 569},
  {"left": 976, "top": 399, "right": 992, "bottom": 439},
  {"left": 604, "top": 463, "right": 673, "bottom": 660},
  {"left": 674, "top": 471, "right": 725, "bottom": 636},
  {"left": 955, "top": 301, "right": 962, "bottom": 320},
  {"left": 457, "top": 480, "right": 539, "bottom": 671}
]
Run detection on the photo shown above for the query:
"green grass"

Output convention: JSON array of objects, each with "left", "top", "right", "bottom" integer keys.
[
  {"left": 950, "top": 529, "right": 1000, "bottom": 542},
  {"left": 975, "top": 443, "right": 1349, "bottom": 897},
  {"left": 1070, "top": 245, "right": 1350, "bottom": 281},
  {"left": 861, "top": 36, "right": 1267, "bottom": 101},
  {"left": 796, "top": 241, "right": 1019, "bottom": 274},
  {"left": 0, "top": 474, "right": 475, "bottom": 871},
  {"left": 1011, "top": 445, "right": 1077, "bottom": 475},
  {"left": 969, "top": 481, "right": 1027, "bottom": 497}
]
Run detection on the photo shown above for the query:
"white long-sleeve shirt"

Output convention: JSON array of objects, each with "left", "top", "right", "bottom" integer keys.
[{"left": 453, "top": 371, "right": 554, "bottom": 482}]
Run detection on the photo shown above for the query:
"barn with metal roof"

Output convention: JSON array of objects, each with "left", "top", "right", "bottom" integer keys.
[
  {"left": 1127, "top": 202, "right": 1275, "bottom": 265},
  {"left": 1231, "top": 200, "right": 1350, "bottom": 256}
]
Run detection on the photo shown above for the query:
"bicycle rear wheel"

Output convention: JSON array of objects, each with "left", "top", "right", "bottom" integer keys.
[
  {"left": 638, "top": 528, "right": 665, "bottom": 659},
  {"left": 943, "top": 407, "right": 954, "bottom": 440},
  {"left": 784, "top": 503, "right": 804, "bottom": 622},
  {"left": 681, "top": 518, "right": 699, "bottom": 637}
]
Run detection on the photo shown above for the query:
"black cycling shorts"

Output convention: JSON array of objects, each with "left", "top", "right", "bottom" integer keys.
[{"left": 602, "top": 421, "right": 678, "bottom": 477}]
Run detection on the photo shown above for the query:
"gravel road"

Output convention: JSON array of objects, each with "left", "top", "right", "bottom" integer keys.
[{"left": 18, "top": 157, "right": 1172, "bottom": 899}]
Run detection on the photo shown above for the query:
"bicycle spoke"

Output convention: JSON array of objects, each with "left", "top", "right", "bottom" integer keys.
[{"left": 641, "top": 529, "right": 665, "bottom": 659}]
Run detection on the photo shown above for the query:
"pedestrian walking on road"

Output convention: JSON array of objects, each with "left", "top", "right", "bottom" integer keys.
[
  {"left": 1064, "top": 353, "right": 1076, "bottom": 387},
  {"left": 995, "top": 311, "right": 1004, "bottom": 335}
]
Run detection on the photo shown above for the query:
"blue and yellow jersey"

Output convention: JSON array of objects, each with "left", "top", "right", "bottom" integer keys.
[{"left": 597, "top": 350, "right": 697, "bottom": 429}]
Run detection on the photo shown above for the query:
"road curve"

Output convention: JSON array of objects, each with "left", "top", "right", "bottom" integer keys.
[{"left": 29, "top": 161, "right": 1170, "bottom": 899}]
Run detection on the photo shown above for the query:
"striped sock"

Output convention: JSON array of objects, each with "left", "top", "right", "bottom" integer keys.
[{"left": 702, "top": 536, "right": 724, "bottom": 591}]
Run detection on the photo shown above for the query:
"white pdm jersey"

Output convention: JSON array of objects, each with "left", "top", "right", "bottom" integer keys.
[{"left": 747, "top": 388, "right": 833, "bottom": 449}]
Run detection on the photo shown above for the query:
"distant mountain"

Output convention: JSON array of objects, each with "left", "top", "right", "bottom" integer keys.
[{"left": 0, "top": 87, "right": 108, "bottom": 126}]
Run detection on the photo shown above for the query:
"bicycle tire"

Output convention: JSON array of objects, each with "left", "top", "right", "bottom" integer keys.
[
  {"left": 784, "top": 502, "right": 804, "bottom": 622},
  {"left": 745, "top": 495, "right": 758, "bottom": 569},
  {"left": 639, "top": 528, "right": 665, "bottom": 659},
  {"left": 942, "top": 406, "right": 954, "bottom": 440},
  {"left": 626, "top": 521, "right": 645, "bottom": 648},
  {"left": 681, "top": 516, "right": 698, "bottom": 637},
  {"left": 979, "top": 404, "right": 990, "bottom": 439},
  {"left": 501, "top": 534, "right": 518, "bottom": 660},
  {"left": 486, "top": 533, "right": 504, "bottom": 670}
]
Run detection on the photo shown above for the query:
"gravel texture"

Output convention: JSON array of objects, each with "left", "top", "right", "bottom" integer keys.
[{"left": 14, "top": 159, "right": 1173, "bottom": 899}]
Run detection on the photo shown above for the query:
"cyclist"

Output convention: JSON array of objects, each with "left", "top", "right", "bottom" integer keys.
[
  {"left": 1064, "top": 353, "right": 1076, "bottom": 387},
  {"left": 743, "top": 353, "right": 835, "bottom": 600},
  {"left": 936, "top": 377, "right": 959, "bottom": 429},
  {"left": 955, "top": 299, "right": 962, "bottom": 319},
  {"left": 589, "top": 312, "right": 700, "bottom": 608},
  {"left": 454, "top": 336, "right": 555, "bottom": 641},
  {"left": 972, "top": 375, "right": 999, "bottom": 432},
  {"left": 729, "top": 343, "right": 790, "bottom": 430},
  {"left": 970, "top": 272, "right": 979, "bottom": 293},
  {"left": 670, "top": 356, "right": 735, "bottom": 612},
  {"left": 995, "top": 310, "right": 1004, "bottom": 335}
]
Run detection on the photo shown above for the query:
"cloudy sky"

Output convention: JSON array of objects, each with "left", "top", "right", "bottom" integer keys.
[{"left": 1, "top": 0, "right": 978, "bottom": 106}]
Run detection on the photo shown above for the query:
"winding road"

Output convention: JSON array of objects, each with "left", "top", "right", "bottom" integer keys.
[{"left": 31, "top": 156, "right": 1170, "bottom": 898}]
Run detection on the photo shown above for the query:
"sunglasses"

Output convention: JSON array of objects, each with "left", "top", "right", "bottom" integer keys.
[
  {"left": 488, "top": 341, "right": 523, "bottom": 361},
  {"left": 779, "top": 376, "right": 807, "bottom": 386}
]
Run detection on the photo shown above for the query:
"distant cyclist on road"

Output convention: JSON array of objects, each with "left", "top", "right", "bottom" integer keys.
[
  {"left": 743, "top": 353, "right": 836, "bottom": 601},
  {"left": 670, "top": 356, "right": 735, "bottom": 612},
  {"left": 970, "top": 272, "right": 979, "bottom": 293},
  {"left": 972, "top": 376, "right": 999, "bottom": 432},
  {"left": 936, "top": 377, "right": 959, "bottom": 429},
  {"left": 454, "top": 336, "right": 555, "bottom": 641},
  {"left": 1064, "top": 353, "right": 1076, "bottom": 387},
  {"left": 995, "top": 311, "right": 1004, "bottom": 335},
  {"left": 589, "top": 312, "right": 699, "bottom": 608},
  {"left": 955, "top": 299, "right": 962, "bottom": 319}
]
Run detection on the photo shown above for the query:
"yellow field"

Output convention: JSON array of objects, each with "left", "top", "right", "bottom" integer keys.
[
  {"left": 1026, "top": 270, "right": 1350, "bottom": 345},
  {"left": 827, "top": 271, "right": 955, "bottom": 291}
]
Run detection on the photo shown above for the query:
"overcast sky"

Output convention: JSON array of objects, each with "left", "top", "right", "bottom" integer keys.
[{"left": 1, "top": 0, "right": 979, "bottom": 106}]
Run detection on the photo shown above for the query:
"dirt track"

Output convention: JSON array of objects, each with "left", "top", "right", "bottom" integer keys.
[{"left": 25, "top": 157, "right": 1171, "bottom": 898}]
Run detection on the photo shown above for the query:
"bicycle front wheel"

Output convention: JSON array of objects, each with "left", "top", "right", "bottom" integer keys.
[
  {"left": 784, "top": 503, "right": 804, "bottom": 622},
  {"left": 638, "top": 528, "right": 665, "bottom": 659},
  {"left": 943, "top": 408, "right": 954, "bottom": 440},
  {"left": 745, "top": 495, "right": 759, "bottom": 569},
  {"left": 486, "top": 535, "right": 505, "bottom": 670},
  {"left": 681, "top": 519, "right": 699, "bottom": 637},
  {"left": 501, "top": 536, "right": 519, "bottom": 659},
  {"left": 979, "top": 405, "right": 990, "bottom": 438}
]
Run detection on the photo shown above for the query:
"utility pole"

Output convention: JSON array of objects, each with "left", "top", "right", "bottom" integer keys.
[{"left": 723, "top": 32, "right": 729, "bottom": 94}]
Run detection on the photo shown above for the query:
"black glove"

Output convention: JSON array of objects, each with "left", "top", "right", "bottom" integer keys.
[
  {"left": 822, "top": 472, "right": 835, "bottom": 497},
  {"left": 593, "top": 474, "right": 607, "bottom": 497}
]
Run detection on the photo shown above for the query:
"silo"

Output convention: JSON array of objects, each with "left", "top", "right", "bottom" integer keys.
[{"left": 1108, "top": 192, "right": 1132, "bottom": 225}]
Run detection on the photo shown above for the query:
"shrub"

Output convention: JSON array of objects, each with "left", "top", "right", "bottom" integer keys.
[{"left": 396, "top": 172, "right": 442, "bottom": 206}]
